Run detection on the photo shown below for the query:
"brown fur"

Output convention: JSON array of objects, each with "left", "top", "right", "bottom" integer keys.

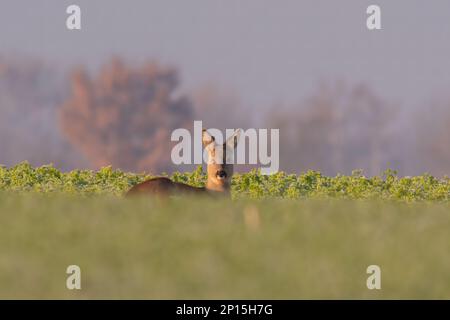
[
  {"left": 126, "top": 177, "right": 212, "bottom": 197},
  {"left": 125, "top": 129, "right": 240, "bottom": 198}
]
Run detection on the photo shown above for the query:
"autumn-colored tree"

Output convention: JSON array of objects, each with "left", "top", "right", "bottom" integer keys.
[{"left": 59, "top": 59, "right": 193, "bottom": 172}]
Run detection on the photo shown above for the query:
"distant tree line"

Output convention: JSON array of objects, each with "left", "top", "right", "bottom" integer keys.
[{"left": 0, "top": 57, "right": 449, "bottom": 176}]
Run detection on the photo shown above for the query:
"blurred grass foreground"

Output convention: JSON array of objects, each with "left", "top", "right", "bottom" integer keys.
[{"left": 0, "top": 162, "right": 450, "bottom": 299}]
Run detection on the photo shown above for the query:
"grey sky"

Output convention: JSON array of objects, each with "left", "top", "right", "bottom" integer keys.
[{"left": 1, "top": 0, "right": 449, "bottom": 110}]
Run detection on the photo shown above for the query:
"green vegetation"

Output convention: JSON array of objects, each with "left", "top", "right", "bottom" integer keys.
[
  {"left": 1, "top": 162, "right": 449, "bottom": 201},
  {"left": 0, "top": 162, "right": 449, "bottom": 298}
]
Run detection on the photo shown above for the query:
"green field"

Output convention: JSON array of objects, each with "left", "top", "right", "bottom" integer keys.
[{"left": 0, "top": 163, "right": 449, "bottom": 299}]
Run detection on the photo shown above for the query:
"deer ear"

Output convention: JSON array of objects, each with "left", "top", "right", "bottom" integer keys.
[
  {"left": 226, "top": 129, "right": 241, "bottom": 149},
  {"left": 202, "top": 129, "right": 215, "bottom": 147}
]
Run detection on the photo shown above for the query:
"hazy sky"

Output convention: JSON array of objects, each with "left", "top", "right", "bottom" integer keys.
[{"left": 1, "top": 0, "right": 450, "bottom": 110}]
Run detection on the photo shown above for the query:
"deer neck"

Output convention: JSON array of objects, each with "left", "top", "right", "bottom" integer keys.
[{"left": 206, "top": 180, "right": 230, "bottom": 193}]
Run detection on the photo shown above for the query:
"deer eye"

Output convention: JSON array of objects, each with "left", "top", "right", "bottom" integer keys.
[{"left": 216, "top": 170, "right": 227, "bottom": 178}]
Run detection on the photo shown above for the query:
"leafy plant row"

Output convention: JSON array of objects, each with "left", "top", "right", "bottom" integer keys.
[{"left": 0, "top": 162, "right": 449, "bottom": 201}]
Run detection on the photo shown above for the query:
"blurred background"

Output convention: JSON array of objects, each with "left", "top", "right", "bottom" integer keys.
[{"left": 0, "top": 0, "right": 449, "bottom": 176}]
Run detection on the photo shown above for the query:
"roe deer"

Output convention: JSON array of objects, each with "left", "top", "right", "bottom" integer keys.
[{"left": 126, "top": 129, "right": 241, "bottom": 197}]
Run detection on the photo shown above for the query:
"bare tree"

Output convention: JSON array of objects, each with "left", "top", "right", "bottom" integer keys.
[
  {"left": 266, "top": 81, "right": 395, "bottom": 175},
  {"left": 192, "top": 84, "right": 254, "bottom": 130},
  {"left": 415, "top": 99, "right": 450, "bottom": 176},
  {"left": 0, "top": 57, "right": 82, "bottom": 169}
]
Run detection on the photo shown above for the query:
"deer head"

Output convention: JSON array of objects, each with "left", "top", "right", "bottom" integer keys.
[{"left": 202, "top": 129, "right": 241, "bottom": 193}]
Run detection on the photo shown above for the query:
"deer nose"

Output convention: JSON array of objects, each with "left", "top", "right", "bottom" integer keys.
[{"left": 217, "top": 170, "right": 227, "bottom": 179}]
